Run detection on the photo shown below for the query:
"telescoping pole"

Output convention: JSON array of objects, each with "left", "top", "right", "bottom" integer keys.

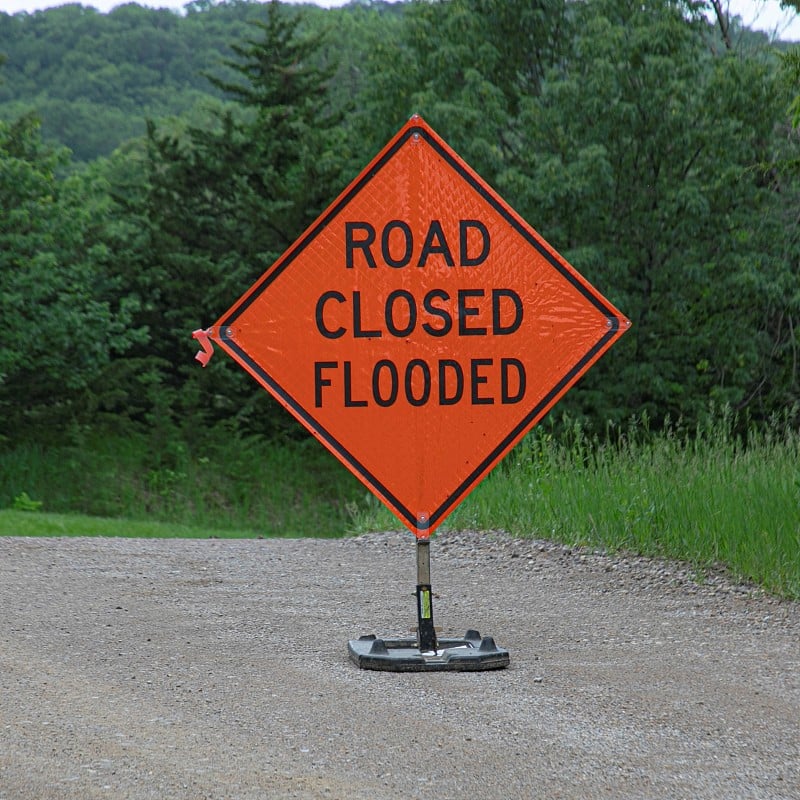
[{"left": 416, "top": 538, "right": 438, "bottom": 652}]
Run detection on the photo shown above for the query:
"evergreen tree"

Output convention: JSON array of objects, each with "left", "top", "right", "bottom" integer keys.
[{"left": 115, "top": 0, "right": 349, "bottom": 435}]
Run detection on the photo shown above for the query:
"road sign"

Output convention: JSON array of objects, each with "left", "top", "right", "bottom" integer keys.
[{"left": 197, "top": 115, "right": 630, "bottom": 538}]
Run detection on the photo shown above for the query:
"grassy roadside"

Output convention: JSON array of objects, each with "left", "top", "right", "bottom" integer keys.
[
  {"left": 0, "top": 429, "right": 363, "bottom": 538},
  {"left": 0, "top": 509, "right": 260, "bottom": 539},
  {"left": 349, "top": 417, "right": 800, "bottom": 599},
  {"left": 2, "top": 415, "right": 798, "bottom": 598}
]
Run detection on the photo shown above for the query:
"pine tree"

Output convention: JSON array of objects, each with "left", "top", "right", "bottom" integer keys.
[{"left": 118, "top": 0, "right": 348, "bottom": 435}]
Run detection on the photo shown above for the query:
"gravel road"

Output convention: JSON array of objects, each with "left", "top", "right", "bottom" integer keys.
[{"left": 1, "top": 530, "right": 798, "bottom": 799}]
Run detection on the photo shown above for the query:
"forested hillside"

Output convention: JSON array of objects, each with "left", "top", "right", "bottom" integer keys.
[
  {"left": 1, "top": 0, "right": 799, "bottom": 458},
  {"left": 0, "top": 0, "right": 401, "bottom": 161}
]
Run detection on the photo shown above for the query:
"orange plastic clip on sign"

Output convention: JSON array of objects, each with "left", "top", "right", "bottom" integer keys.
[{"left": 198, "top": 115, "right": 630, "bottom": 538}]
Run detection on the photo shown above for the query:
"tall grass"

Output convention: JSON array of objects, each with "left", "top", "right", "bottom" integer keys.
[
  {"left": 344, "top": 412, "right": 800, "bottom": 598},
  {"left": 2, "top": 414, "right": 798, "bottom": 597},
  {"left": 443, "top": 414, "right": 800, "bottom": 598},
  {"left": 0, "top": 428, "right": 363, "bottom": 537}
]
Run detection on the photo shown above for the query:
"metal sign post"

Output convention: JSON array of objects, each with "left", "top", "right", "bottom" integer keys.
[
  {"left": 346, "top": 537, "right": 510, "bottom": 672},
  {"left": 415, "top": 538, "right": 437, "bottom": 652}
]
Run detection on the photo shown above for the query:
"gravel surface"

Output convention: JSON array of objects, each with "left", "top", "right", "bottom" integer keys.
[{"left": 1, "top": 530, "right": 798, "bottom": 799}]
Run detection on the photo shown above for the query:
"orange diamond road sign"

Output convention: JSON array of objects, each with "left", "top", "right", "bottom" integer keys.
[{"left": 197, "top": 115, "right": 630, "bottom": 538}]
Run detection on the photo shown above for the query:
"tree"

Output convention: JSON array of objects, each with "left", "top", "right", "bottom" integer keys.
[
  {"left": 501, "top": 0, "right": 798, "bottom": 427},
  {"left": 108, "top": 0, "right": 351, "bottom": 436},
  {"left": 355, "top": 0, "right": 571, "bottom": 191},
  {"left": 775, "top": 40, "right": 800, "bottom": 413},
  {"left": 0, "top": 114, "right": 143, "bottom": 438}
]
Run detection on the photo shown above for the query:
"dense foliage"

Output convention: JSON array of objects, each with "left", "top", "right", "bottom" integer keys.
[{"left": 1, "top": 0, "right": 799, "bottom": 457}]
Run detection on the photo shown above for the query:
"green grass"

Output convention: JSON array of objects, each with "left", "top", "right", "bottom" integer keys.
[
  {"left": 446, "top": 416, "right": 800, "bottom": 599},
  {"left": 347, "top": 414, "right": 800, "bottom": 599},
  {"left": 2, "top": 414, "right": 799, "bottom": 598},
  {"left": 0, "top": 428, "right": 363, "bottom": 538},
  {"left": 0, "top": 509, "right": 259, "bottom": 539}
]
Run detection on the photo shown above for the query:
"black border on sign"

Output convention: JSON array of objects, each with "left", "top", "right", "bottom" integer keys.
[{"left": 219, "top": 124, "right": 621, "bottom": 532}]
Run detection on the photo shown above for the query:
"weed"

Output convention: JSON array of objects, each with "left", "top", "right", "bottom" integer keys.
[{"left": 12, "top": 491, "right": 43, "bottom": 512}]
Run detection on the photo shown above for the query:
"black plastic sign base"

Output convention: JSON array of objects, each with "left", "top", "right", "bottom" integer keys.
[{"left": 348, "top": 629, "right": 510, "bottom": 672}]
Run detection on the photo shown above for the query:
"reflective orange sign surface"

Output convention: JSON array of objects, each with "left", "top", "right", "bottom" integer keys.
[{"left": 203, "top": 116, "right": 630, "bottom": 537}]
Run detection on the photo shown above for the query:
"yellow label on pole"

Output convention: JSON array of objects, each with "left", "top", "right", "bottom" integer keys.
[{"left": 420, "top": 588, "right": 432, "bottom": 619}]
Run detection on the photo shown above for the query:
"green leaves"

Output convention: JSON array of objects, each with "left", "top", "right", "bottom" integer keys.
[
  {"left": 496, "top": 0, "right": 798, "bottom": 426},
  {"left": 99, "top": 1, "right": 355, "bottom": 437},
  {"left": 0, "top": 116, "right": 144, "bottom": 435},
  {"left": 1, "top": 0, "right": 799, "bottom": 444}
]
